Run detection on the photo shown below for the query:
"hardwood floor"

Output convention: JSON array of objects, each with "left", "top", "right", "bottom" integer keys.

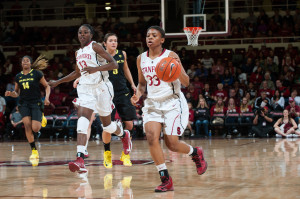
[{"left": 0, "top": 138, "right": 300, "bottom": 199}]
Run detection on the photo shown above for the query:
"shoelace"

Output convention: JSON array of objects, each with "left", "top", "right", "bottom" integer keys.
[{"left": 192, "top": 155, "right": 202, "bottom": 168}]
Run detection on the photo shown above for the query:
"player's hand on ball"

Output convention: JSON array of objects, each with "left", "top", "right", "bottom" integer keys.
[
  {"left": 168, "top": 55, "right": 180, "bottom": 64},
  {"left": 44, "top": 98, "right": 50, "bottom": 106},
  {"left": 5, "top": 91, "right": 11, "bottom": 97},
  {"left": 131, "top": 94, "right": 139, "bottom": 107},
  {"left": 82, "top": 67, "right": 98, "bottom": 74},
  {"left": 48, "top": 80, "right": 59, "bottom": 88}
]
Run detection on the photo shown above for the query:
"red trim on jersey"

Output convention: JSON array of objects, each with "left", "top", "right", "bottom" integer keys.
[
  {"left": 160, "top": 48, "right": 166, "bottom": 56},
  {"left": 171, "top": 114, "right": 180, "bottom": 135}
]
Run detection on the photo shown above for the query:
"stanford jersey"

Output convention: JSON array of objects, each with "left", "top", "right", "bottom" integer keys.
[
  {"left": 76, "top": 41, "right": 108, "bottom": 85},
  {"left": 140, "top": 49, "right": 181, "bottom": 100}
]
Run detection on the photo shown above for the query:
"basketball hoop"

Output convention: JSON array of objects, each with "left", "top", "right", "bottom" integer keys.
[{"left": 183, "top": 27, "right": 202, "bottom": 46}]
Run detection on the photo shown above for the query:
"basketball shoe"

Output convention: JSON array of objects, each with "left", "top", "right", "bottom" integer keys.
[
  {"left": 30, "top": 149, "right": 39, "bottom": 159},
  {"left": 103, "top": 151, "right": 112, "bottom": 168},
  {"left": 41, "top": 114, "right": 47, "bottom": 128},
  {"left": 120, "top": 151, "right": 132, "bottom": 166},
  {"left": 30, "top": 158, "right": 39, "bottom": 166},
  {"left": 192, "top": 147, "right": 208, "bottom": 175},
  {"left": 155, "top": 176, "right": 174, "bottom": 192},
  {"left": 121, "top": 129, "right": 132, "bottom": 155},
  {"left": 68, "top": 157, "right": 87, "bottom": 173},
  {"left": 104, "top": 174, "right": 113, "bottom": 190}
]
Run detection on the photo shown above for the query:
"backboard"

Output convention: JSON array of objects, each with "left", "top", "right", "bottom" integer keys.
[{"left": 161, "top": 0, "right": 230, "bottom": 37}]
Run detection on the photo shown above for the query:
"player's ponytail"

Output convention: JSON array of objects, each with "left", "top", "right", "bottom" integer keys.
[{"left": 31, "top": 55, "right": 49, "bottom": 70}]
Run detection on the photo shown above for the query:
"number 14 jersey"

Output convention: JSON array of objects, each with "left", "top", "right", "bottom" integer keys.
[{"left": 140, "top": 49, "right": 181, "bottom": 100}]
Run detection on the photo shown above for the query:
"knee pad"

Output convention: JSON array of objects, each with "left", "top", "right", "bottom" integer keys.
[
  {"left": 77, "top": 117, "right": 90, "bottom": 134},
  {"left": 102, "top": 122, "right": 117, "bottom": 134}
]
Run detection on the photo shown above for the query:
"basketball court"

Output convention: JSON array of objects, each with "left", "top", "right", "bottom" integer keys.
[{"left": 0, "top": 138, "right": 299, "bottom": 198}]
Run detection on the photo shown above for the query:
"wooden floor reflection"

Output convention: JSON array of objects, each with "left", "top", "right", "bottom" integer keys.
[{"left": 0, "top": 138, "right": 300, "bottom": 199}]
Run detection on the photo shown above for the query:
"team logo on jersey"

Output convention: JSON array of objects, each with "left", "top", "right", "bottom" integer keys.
[
  {"left": 177, "top": 127, "right": 181, "bottom": 135},
  {"left": 30, "top": 73, "right": 33, "bottom": 76}
]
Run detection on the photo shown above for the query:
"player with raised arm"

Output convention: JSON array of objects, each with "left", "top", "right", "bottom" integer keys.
[{"left": 131, "top": 26, "right": 207, "bottom": 192}]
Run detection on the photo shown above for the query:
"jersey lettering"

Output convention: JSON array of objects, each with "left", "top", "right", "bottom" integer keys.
[
  {"left": 22, "top": 82, "right": 30, "bottom": 89},
  {"left": 146, "top": 75, "right": 161, "bottom": 86},
  {"left": 78, "top": 60, "right": 88, "bottom": 70},
  {"left": 113, "top": 69, "right": 118, "bottom": 74}
]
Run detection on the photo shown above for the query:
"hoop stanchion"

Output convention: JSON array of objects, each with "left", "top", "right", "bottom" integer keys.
[{"left": 183, "top": 27, "right": 202, "bottom": 46}]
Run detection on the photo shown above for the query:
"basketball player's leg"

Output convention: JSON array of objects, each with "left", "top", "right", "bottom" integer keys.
[
  {"left": 84, "top": 112, "right": 95, "bottom": 158},
  {"left": 114, "top": 95, "right": 136, "bottom": 165},
  {"left": 144, "top": 121, "right": 173, "bottom": 192},
  {"left": 163, "top": 97, "right": 207, "bottom": 176},
  {"left": 144, "top": 121, "right": 165, "bottom": 164},
  {"left": 77, "top": 106, "right": 94, "bottom": 149},
  {"left": 23, "top": 116, "right": 34, "bottom": 143},
  {"left": 68, "top": 106, "right": 93, "bottom": 173},
  {"left": 162, "top": 92, "right": 207, "bottom": 176},
  {"left": 164, "top": 135, "right": 190, "bottom": 154}
]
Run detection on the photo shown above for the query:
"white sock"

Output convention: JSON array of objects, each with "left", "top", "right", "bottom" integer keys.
[
  {"left": 77, "top": 145, "right": 85, "bottom": 154},
  {"left": 187, "top": 145, "right": 194, "bottom": 156},
  {"left": 156, "top": 163, "right": 167, "bottom": 171}
]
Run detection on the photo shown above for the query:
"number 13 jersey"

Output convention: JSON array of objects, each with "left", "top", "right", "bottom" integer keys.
[
  {"left": 76, "top": 41, "right": 109, "bottom": 85},
  {"left": 140, "top": 49, "right": 181, "bottom": 100}
]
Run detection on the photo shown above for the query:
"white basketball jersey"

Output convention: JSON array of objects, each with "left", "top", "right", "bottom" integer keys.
[
  {"left": 76, "top": 41, "right": 109, "bottom": 85},
  {"left": 140, "top": 49, "right": 181, "bottom": 100}
]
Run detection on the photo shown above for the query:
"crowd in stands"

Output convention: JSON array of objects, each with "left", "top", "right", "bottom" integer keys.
[{"left": 0, "top": 1, "right": 300, "bottom": 140}]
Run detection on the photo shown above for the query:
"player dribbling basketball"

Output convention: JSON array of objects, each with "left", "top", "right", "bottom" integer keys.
[{"left": 131, "top": 26, "right": 207, "bottom": 192}]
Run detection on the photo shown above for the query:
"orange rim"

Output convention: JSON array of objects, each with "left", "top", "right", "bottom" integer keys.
[{"left": 184, "top": 27, "right": 202, "bottom": 34}]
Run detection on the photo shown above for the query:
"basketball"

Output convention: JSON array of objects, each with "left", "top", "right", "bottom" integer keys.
[{"left": 155, "top": 57, "right": 181, "bottom": 82}]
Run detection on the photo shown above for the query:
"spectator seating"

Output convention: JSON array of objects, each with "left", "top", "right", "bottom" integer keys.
[{"left": 54, "top": 106, "right": 69, "bottom": 115}]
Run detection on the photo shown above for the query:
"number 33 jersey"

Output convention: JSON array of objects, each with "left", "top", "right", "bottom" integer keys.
[
  {"left": 15, "top": 69, "right": 43, "bottom": 104},
  {"left": 140, "top": 49, "right": 181, "bottom": 100},
  {"left": 76, "top": 41, "right": 109, "bottom": 85}
]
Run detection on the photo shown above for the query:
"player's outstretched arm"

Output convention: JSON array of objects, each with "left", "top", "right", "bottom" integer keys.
[
  {"left": 169, "top": 51, "right": 189, "bottom": 87},
  {"left": 82, "top": 43, "right": 118, "bottom": 74},
  {"left": 49, "top": 69, "right": 81, "bottom": 88},
  {"left": 122, "top": 51, "right": 137, "bottom": 92},
  {"left": 49, "top": 52, "right": 81, "bottom": 87},
  {"left": 40, "top": 76, "right": 51, "bottom": 105},
  {"left": 131, "top": 55, "right": 146, "bottom": 106}
]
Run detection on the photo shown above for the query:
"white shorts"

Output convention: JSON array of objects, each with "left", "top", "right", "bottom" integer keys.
[
  {"left": 142, "top": 92, "right": 188, "bottom": 136},
  {"left": 76, "top": 81, "right": 114, "bottom": 116}
]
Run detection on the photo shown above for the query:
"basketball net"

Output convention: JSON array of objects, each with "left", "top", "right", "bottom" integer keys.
[{"left": 183, "top": 27, "right": 202, "bottom": 46}]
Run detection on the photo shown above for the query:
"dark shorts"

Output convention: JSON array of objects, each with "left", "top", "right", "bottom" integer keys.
[
  {"left": 111, "top": 92, "right": 137, "bottom": 121},
  {"left": 19, "top": 102, "right": 43, "bottom": 122}
]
